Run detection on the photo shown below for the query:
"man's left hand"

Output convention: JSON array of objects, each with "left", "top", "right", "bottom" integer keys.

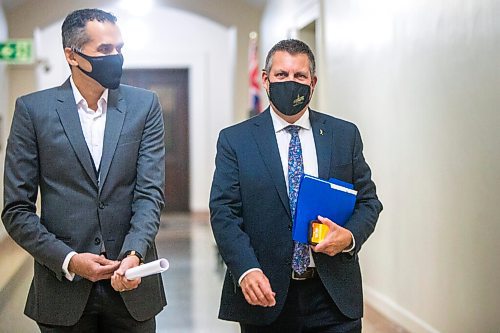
[
  {"left": 111, "top": 255, "right": 142, "bottom": 292},
  {"left": 311, "top": 215, "right": 353, "bottom": 256}
]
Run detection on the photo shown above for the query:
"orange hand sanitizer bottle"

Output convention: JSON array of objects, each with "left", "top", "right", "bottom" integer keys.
[{"left": 309, "top": 220, "right": 329, "bottom": 245}]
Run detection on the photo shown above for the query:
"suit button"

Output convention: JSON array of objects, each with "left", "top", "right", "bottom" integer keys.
[
  {"left": 98, "top": 202, "right": 105, "bottom": 209},
  {"left": 288, "top": 224, "right": 292, "bottom": 231},
  {"left": 94, "top": 237, "right": 101, "bottom": 245}
]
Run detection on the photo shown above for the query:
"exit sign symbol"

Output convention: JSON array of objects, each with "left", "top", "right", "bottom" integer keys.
[{"left": 0, "top": 40, "right": 33, "bottom": 64}]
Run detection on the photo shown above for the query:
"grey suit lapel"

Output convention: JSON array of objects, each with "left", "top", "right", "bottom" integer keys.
[
  {"left": 99, "top": 88, "right": 126, "bottom": 190},
  {"left": 251, "top": 109, "right": 291, "bottom": 218},
  {"left": 55, "top": 80, "right": 98, "bottom": 187},
  {"left": 310, "top": 110, "right": 332, "bottom": 180}
]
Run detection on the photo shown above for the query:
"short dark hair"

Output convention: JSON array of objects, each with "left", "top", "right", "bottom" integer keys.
[
  {"left": 264, "top": 39, "right": 316, "bottom": 76},
  {"left": 61, "top": 8, "right": 117, "bottom": 50}
]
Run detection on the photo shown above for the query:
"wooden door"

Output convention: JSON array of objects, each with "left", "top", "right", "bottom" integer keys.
[{"left": 121, "top": 68, "right": 190, "bottom": 212}]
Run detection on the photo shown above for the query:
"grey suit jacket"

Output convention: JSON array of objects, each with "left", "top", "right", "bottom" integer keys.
[
  {"left": 2, "top": 79, "right": 167, "bottom": 325},
  {"left": 210, "top": 108, "right": 383, "bottom": 325}
]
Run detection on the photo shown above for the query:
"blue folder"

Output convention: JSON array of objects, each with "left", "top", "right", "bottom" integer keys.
[{"left": 292, "top": 175, "right": 357, "bottom": 243}]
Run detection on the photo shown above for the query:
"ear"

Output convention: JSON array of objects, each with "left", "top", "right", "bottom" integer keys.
[
  {"left": 311, "top": 75, "right": 318, "bottom": 89},
  {"left": 64, "top": 47, "right": 78, "bottom": 67},
  {"left": 310, "top": 75, "right": 318, "bottom": 97},
  {"left": 262, "top": 70, "right": 269, "bottom": 92}
]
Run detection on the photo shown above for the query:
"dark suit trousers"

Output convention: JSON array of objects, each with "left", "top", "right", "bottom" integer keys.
[
  {"left": 37, "top": 280, "right": 155, "bottom": 333},
  {"left": 240, "top": 275, "right": 361, "bottom": 333}
]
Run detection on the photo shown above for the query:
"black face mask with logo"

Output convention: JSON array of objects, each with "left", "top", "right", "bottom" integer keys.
[
  {"left": 74, "top": 50, "right": 124, "bottom": 89},
  {"left": 267, "top": 80, "right": 311, "bottom": 116}
]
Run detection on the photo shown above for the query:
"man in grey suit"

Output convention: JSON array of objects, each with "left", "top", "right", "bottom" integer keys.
[
  {"left": 2, "top": 9, "right": 166, "bottom": 332},
  {"left": 210, "top": 39, "right": 382, "bottom": 332}
]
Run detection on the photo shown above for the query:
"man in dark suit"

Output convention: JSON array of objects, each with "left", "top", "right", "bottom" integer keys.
[
  {"left": 210, "top": 39, "right": 383, "bottom": 332},
  {"left": 2, "top": 9, "right": 166, "bottom": 332}
]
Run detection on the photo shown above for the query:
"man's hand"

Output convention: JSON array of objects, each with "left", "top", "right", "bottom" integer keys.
[
  {"left": 68, "top": 253, "right": 120, "bottom": 282},
  {"left": 240, "top": 270, "right": 276, "bottom": 307},
  {"left": 111, "top": 255, "right": 142, "bottom": 293},
  {"left": 312, "top": 215, "right": 353, "bottom": 256}
]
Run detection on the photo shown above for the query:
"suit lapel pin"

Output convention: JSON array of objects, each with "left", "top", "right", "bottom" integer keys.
[{"left": 319, "top": 129, "right": 324, "bottom": 136}]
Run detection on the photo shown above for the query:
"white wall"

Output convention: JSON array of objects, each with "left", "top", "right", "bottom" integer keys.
[
  {"left": 35, "top": 6, "right": 235, "bottom": 212},
  {"left": 0, "top": 1, "right": 9, "bottom": 241},
  {"left": 261, "top": 0, "right": 500, "bottom": 332}
]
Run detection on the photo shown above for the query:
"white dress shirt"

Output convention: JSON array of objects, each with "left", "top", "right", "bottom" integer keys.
[
  {"left": 62, "top": 77, "right": 109, "bottom": 281},
  {"left": 238, "top": 108, "right": 355, "bottom": 285}
]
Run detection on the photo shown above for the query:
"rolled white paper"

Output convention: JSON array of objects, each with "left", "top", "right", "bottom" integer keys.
[{"left": 125, "top": 258, "right": 170, "bottom": 280}]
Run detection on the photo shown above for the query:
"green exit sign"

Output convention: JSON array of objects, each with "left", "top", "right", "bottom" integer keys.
[{"left": 0, "top": 40, "right": 34, "bottom": 64}]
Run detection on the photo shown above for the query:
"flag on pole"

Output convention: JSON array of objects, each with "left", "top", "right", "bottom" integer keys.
[{"left": 248, "top": 32, "right": 261, "bottom": 117}]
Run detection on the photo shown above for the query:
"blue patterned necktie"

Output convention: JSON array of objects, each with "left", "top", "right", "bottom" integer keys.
[{"left": 285, "top": 125, "right": 310, "bottom": 274}]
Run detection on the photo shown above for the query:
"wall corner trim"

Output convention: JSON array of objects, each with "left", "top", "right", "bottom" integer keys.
[{"left": 364, "top": 286, "right": 441, "bottom": 333}]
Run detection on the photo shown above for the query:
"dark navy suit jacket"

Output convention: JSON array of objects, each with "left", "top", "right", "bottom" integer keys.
[{"left": 210, "top": 108, "right": 382, "bottom": 325}]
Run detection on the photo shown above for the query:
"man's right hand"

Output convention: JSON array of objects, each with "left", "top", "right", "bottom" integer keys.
[
  {"left": 240, "top": 270, "right": 276, "bottom": 307},
  {"left": 68, "top": 253, "right": 120, "bottom": 282}
]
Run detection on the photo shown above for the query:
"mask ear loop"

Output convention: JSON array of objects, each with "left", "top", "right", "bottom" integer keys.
[
  {"left": 71, "top": 48, "right": 87, "bottom": 68},
  {"left": 70, "top": 48, "right": 85, "bottom": 74},
  {"left": 72, "top": 49, "right": 91, "bottom": 74},
  {"left": 71, "top": 48, "right": 85, "bottom": 60}
]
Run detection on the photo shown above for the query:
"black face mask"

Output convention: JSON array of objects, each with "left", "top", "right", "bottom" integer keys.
[
  {"left": 74, "top": 50, "right": 124, "bottom": 89},
  {"left": 267, "top": 80, "right": 311, "bottom": 116}
]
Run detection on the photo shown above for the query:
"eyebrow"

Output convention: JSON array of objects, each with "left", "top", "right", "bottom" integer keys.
[
  {"left": 273, "top": 69, "right": 309, "bottom": 76},
  {"left": 97, "top": 42, "right": 124, "bottom": 51}
]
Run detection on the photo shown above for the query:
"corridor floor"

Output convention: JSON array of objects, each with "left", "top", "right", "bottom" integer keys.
[{"left": 0, "top": 213, "right": 406, "bottom": 333}]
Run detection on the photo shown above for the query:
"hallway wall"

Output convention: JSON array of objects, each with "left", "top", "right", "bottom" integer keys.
[
  {"left": 0, "top": 1, "right": 8, "bottom": 240},
  {"left": 261, "top": 0, "right": 500, "bottom": 332}
]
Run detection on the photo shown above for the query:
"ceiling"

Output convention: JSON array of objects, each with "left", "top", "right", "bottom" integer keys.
[
  {"left": 2, "top": 0, "right": 28, "bottom": 10},
  {"left": 2, "top": 0, "right": 266, "bottom": 11},
  {"left": 242, "top": 0, "right": 266, "bottom": 9}
]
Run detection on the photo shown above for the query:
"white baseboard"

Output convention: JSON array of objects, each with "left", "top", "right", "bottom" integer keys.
[{"left": 364, "top": 286, "right": 441, "bottom": 333}]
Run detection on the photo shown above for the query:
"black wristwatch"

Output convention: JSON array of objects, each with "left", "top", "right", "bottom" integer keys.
[{"left": 124, "top": 250, "right": 143, "bottom": 264}]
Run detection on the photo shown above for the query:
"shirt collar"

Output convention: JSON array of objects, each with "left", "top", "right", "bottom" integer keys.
[
  {"left": 70, "top": 76, "right": 108, "bottom": 111},
  {"left": 270, "top": 107, "right": 312, "bottom": 133}
]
